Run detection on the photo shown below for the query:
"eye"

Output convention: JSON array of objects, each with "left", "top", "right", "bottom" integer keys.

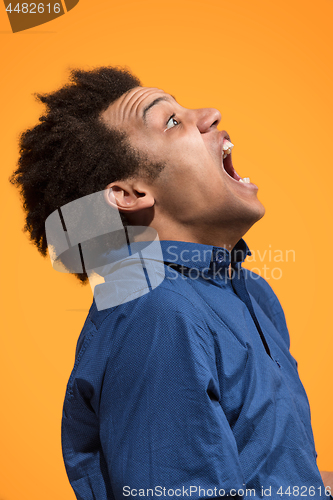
[{"left": 165, "top": 114, "right": 179, "bottom": 130}]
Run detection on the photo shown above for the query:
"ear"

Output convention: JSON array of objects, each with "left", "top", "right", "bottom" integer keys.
[{"left": 104, "top": 180, "right": 155, "bottom": 213}]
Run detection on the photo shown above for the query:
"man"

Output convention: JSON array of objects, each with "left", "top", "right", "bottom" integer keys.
[{"left": 11, "top": 67, "right": 332, "bottom": 499}]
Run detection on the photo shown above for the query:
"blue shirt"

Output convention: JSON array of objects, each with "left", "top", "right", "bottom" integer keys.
[{"left": 62, "top": 239, "right": 328, "bottom": 499}]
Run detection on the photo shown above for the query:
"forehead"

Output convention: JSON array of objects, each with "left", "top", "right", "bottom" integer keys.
[
  {"left": 117, "top": 86, "right": 167, "bottom": 108},
  {"left": 101, "top": 86, "right": 172, "bottom": 130}
]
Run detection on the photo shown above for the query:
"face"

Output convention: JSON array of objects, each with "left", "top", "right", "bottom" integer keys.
[{"left": 101, "top": 87, "right": 265, "bottom": 243}]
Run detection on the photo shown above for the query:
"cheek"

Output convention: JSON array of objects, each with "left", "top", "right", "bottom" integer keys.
[
  {"left": 156, "top": 170, "right": 220, "bottom": 216},
  {"left": 153, "top": 173, "right": 196, "bottom": 215},
  {"left": 178, "top": 142, "right": 211, "bottom": 168},
  {"left": 158, "top": 164, "right": 202, "bottom": 194}
]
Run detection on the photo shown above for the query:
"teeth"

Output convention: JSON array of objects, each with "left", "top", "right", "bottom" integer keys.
[
  {"left": 239, "top": 177, "right": 251, "bottom": 184},
  {"left": 223, "top": 140, "right": 234, "bottom": 152},
  {"left": 222, "top": 141, "right": 234, "bottom": 160}
]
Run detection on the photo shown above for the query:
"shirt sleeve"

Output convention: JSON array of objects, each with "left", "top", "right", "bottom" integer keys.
[{"left": 98, "top": 286, "right": 245, "bottom": 499}]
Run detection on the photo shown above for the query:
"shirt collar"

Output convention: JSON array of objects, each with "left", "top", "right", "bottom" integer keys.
[
  {"left": 97, "top": 237, "right": 251, "bottom": 278},
  {"left": 161, "top": 238, "right": 251, "bottom": 271}
]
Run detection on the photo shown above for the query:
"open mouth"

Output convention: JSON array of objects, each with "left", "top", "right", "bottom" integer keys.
[{"left": 222, "top": 139, "right": 251, "bottom": 184}]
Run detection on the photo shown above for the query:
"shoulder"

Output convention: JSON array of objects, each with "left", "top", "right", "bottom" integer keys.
[
  {"left": 89, "top": 268, "right": 204, "bottom": 330},
  {"left": 95, "top": 277, "right": 220, "bottom": 359},
  {"left": 69, "top": 280, "right": 212, "bottom": 403},
  {"left": 81, "top": 282, "right": 217, "bottom": 389}
]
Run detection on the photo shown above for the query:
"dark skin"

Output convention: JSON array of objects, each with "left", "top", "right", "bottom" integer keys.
[
  {"left": 101, "top": 86, "right": 265, "bottom": 251},
  {"left": 320, "top": 472, "right": 333, "bottom": 491}
]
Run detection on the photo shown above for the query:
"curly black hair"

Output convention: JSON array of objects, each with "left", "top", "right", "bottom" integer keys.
[{"left": 10, "top": 66, "right": 165, "bottom": 284}]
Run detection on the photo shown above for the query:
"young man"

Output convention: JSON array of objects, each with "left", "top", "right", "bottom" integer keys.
[{"left": 11, "top": 67, "right": 332, "bottom": 499}]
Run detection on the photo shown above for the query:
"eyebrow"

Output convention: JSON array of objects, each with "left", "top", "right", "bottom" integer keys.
[{"left": 142, "top": 96, "right": 176, "bottom": 124}]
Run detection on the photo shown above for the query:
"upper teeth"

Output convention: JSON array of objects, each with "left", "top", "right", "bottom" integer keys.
[{"left": 222, "top": 140, "right": 234, "bottom": 159}]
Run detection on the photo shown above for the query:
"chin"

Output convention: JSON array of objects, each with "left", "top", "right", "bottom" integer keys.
[
  {"left": 243, "top": 199, "right": 265, "bottom": 228},
  {"left": 255, "top": 200, "right": 266, "bottom": 221}
]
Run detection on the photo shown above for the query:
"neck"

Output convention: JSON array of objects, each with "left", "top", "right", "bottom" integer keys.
[{"left": 150, "top": 218, "right": 248, "bottom": 252}]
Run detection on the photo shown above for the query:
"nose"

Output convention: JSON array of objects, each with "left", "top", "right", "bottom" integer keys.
[{"left": 195, "top": 108, "right": 221, "bottom": 133}]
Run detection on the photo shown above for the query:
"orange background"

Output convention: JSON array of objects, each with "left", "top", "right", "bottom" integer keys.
[{"left": 1, "top": 0, "right": 332, "bottom": 498}]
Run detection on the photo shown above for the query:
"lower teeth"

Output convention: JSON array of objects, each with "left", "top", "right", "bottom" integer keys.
[{"left": 239, "top": 177, "right": 250, "bottom": 184}]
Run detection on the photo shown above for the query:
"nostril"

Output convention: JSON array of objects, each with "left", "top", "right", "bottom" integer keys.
[{"left": 211, "top": 120, "right": 219, "bottom": 127}]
